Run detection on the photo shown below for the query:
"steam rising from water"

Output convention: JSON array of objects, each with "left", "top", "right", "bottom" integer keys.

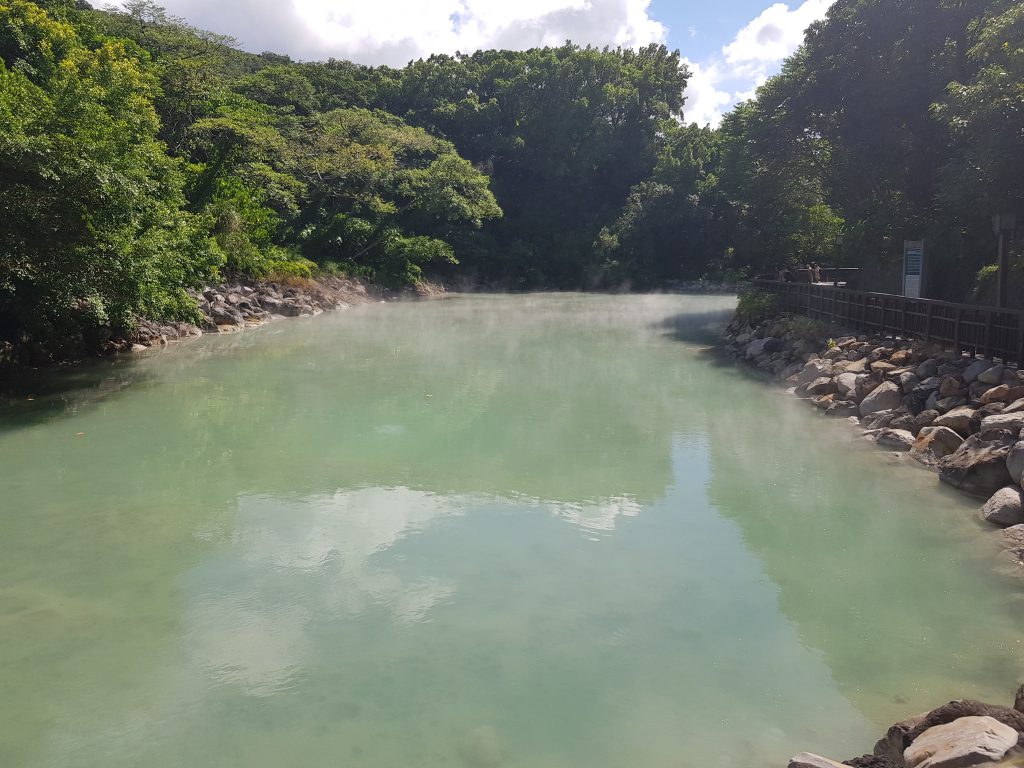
[{"left": 0, "top": 293, "right": 1020, "bottom": 768}]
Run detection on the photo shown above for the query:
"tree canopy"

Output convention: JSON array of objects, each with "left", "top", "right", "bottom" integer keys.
[{"left": 2, "top": 0, "right": 1023, "bottom": 356}]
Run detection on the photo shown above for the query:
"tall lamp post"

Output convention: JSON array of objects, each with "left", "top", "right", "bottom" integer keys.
[{"left": 993, "top": 213, "right": 1017, "bottom": 309}]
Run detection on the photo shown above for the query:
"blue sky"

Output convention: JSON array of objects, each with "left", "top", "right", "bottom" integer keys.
[
  {"left": 652, "top": 0, "right": 770, "bottom": 60},
  {"left": 138, "top": 0, "right": 835, "bottom": 126}
]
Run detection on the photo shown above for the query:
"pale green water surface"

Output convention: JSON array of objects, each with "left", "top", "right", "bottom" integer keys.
[{"left": 0, "top": 294, "right": 1021, "bottom": 767}]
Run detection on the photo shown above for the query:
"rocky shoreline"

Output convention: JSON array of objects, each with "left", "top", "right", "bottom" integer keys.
[
  {"left": 0, "top": 276, "right": 444, "bottom": 368},
  {"left": 782, "top": 687, "right": 1024, "bottom": 768},
  {"left": 120, "top": 275, "right": 385, "bottom": 354},
  {"left": 724, "top": 311, "right": 1024, "bottom": 577},
  {"left": 725, "top": 315, "right": 1024, "bottom": 767}
]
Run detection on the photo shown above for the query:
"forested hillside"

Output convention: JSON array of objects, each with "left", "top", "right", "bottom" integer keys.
[{"left": 1, "top": 0, "right": 1022, "bottom": 356}]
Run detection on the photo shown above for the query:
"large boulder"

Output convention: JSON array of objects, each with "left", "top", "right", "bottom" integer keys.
[
  {"left": 916, "top": 359, "right": 940, "bottom": 378},
  {"left": 980, "top": 487, "right": 1024, "bottom": 527},
  {"left": 899, "top": 371, "right": 921, "bottom": 394},
  {"left": 875, "top": 713, "right": 931, "bottom": 763},
  {"left": 871, "top": 360, "right": 899, "bottom": 374},
  {"left": 825, "top": 400, "right": 859, "bottom": 418},
  {"left": 861, "top": 381, "right": 903, "bottom": 418},
  {"left": 938, "top": 428, "right": 1017, "bottom": 497},
  {"left": 903, "top": 716, "right": 1018, "bottom": 768},
  {"left": 837, "top": 372, "right": 859, "bottom": 397},
  {"left": 877, "top": 428, "right": 916, "bottom": 451},
  {"left": 910, "top": 427, "right": 964, "bottom": 466},
  {"left": 980, "top": 411, "right": 1024, "bottom": 433},
  {"left": 889, "top": 414, "right": 919, "bottom": 433},
  {"left": 932, "top": 406, "right": 976, "bottom": 437},
  {"left": 963, "top": 358, "right": 993, "bottom": 383},
  {"left": 978, "top": 364, "right": 1006, "bottom": 385},
  {"left": 999, "top": 525, "right": 1024, "bottom": 574},
  {"left": 935, "top": 396, "right": 968, "bottom": 413},
  {"left": 798, "top": 359, "right": 833, "bottom": 386},
  {"left": 1006, "top": 441, "right": 1024, "bottom": 484},
  {"left": 939, "top": 375, "right": 963, "bottom": 398},
  {"left": 865, "top": 410, "right": 897, "bottom": 430},
  {"left": 745, "top": 338, "right": 769, "bottom": 358},
  {"left": 209, "top": 304, "right": 244, "bottom": 326},
  {"left": 807, "top": 377, "right": 837, "bottom": 396},
  {"left": 970, "top": 403, "right": 1006, "bottom": 435},
  {"left": 979, "top": 384, "right": 1024, "bottom": 405},
  {"left": 856, "top": 373, "right": 882, "bottom": 402}
]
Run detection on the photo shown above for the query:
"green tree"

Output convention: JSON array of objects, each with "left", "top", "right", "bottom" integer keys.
[{"left": 0, "top": 0, "right": 218, "bottom": 352}]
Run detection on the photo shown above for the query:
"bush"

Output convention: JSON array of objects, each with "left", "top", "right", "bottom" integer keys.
[{"left": 735, "top": 289, "right": 780, "bottom": 322}]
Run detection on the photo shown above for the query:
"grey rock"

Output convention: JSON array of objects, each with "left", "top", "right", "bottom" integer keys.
[
  {"left": 981, "top": 487, "right": 1024, "bottom": 527},
  {"left": 939, "top": 375, "right": 963, "bottom": 398},
  {"left": 825, "top": 400, "right": 859, "bottom": 418},
  {"left": 915, "top": 409, "right": 940, "bottom": 428},
  {"left": 875, "top": 713, "right": 931, "bottom": 763},
  {"left": 963, "top": 358, "right": 993, "bottom": 383},
  {"left": 934, "top": 396, "right": 968, "bottom": 413},
  {"left": 926, "top": 391, "right": 940, "bottom": 411},
  {"left": 970, "top": 403, "right": 1006, "bottom": 435},
  {"left": 932, "top": 406, "right": 976, "bottom": 437},
  {"left": 807, "top": 377, "right": 837, "bottom": 396},
  {"left": 865, "top": 410, "right": 897, "bottom": 430},
  {"left": 938, "top": 362, "right": 965, "bottom": 377},
  {"left": 779, "top": 361, "right": 805, "bottom": 380},
  {"left": 1007, "top": 441, "right": 1024, "bottom": 484},
  {"left": 798, "top": 359, "right": 834, "bottom": 386},
  {"left": 939, "top": 428, "right": 1017, "bottom": 497},
  {"left": 210, "top": 304, "right": 244, "bottom": 325},
  {"left": 877, "top": 429, "right": 916, "bottom": 451},
  {"left": 889, "top": 414, "right": 918, "bottom": 433},
  {"left": 980, "top": 411, "right": 1024, "bottom": 433},
  {"left": 899, "top": 371, "right": 922, "bottom": 394},
  {"left": 916, "top": 359, "right": 939, "bottom": 378},
  {"left": 978, "top": 364, "right": 1006, "bottom": 385},
  {"left": 836, "top": 372, "right": 859, "bottom": 397},
  {"left": 903, "top": 716, "right": 1018, "bottom": 768},
  {"left": 861, "top": 381, "right": 902, "bottom": 417},
  {"left": 910, "top": 427, "right": 965, "bottom": 467},
  {"left": 856, "top": 373, "right": 882, "bottom": 402}
]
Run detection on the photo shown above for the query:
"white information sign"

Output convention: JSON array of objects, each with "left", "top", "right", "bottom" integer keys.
[{"left": 903, "top": 240, "right": 924, "bottom": 298}]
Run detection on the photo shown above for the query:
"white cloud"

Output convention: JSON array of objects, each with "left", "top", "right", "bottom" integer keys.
[
  {"left": 723, "top": 0, "right": 831, "bottom": 65},
  {"left": 685, "top": 0, "right": 834, "bottom": 127},
  {"left": 681, "top": 59, "right": 732, "bottom": 128},
  {"left": 135, "top": 0, "right": 667, "bottom": 65}
]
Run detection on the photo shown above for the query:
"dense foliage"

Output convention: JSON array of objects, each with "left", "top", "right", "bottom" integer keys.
[
  {"left": 2, "top": 0, "right": 1023, "bottom": 354},
  {"left": 711, "top": 0, "right": 1024, "bottom": 300}
]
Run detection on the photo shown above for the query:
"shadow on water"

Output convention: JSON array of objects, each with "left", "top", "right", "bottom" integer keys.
[
  {"left": 656, "top": 308, "right": 736, "bottom": 345},
  {"left": 0, "top": 357, "right": 154, "bottom": 434}
]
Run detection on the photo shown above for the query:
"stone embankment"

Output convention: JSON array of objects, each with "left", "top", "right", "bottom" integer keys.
[
  {"left": 724, "top": 313, "right": 1024, "bottom": 575},
  {"left": 116, "top": 276, "right": 408, "bottom": 354},
  {"left": 784, "top": 688, "right": 1024, "bottom": 768}
]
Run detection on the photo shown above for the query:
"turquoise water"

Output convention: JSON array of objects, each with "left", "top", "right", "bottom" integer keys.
[{"left": 0, "top": 293, "right": 1020, "bottom": 768}]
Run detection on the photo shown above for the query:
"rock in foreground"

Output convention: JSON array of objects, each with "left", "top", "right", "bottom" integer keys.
[{"left": 903, "top": 716, "right": 1018, "bottom": 768}]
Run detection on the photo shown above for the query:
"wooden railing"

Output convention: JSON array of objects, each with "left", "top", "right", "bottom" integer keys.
[{"left": 754, "top": 280, "right": 1024, "bottom": 366}]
